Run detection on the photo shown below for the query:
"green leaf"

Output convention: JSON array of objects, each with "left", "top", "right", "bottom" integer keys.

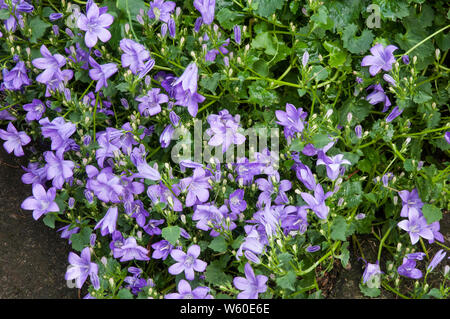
[
  {"left": 117, "top": 288, "right": 134, "bottom": 299},
  {"left": 215, "top": 8, "right": 245, "bottom": 30},
  {"left": 421, "top": 204, "right": 442, "bottom": 224},
  {"left": 252, "top": 32, "right": 277, "bottom": 55},
  {"left": 205, "top": 261, "right": 232, "bottom": 286},
  {"left": 43, "top": 213, "right": 56, "bottom": 229},
  {"left": 208, "top": 236, "right": 228, "bottom": 253},
  {"left": 70, "top": 227, "right": 92, "bottom": 252},
  {"left": 200, "top": 73, "right": 222, "bottom": 94},
  {"left": 323, "top": 41, "right": 347, "bottom": 68},
  {"left": 253, "top": 0, "right": 286, "bottom": 16},
  {"left": 330, "top": 216, "right": 349, "bottom": 241},
  {"left": 161, "top": 226, "right": 181, "bottom": 246},
  {"left": 0, "top": 9, "right": 10, "bottom": 20},
  {"left": 311, "top": 133, "right": 331, "bottom": 149},
  {"left": 342, "top": 24, "right": 374, "bottom": 55},
  {"left": 275, "top": 270, "right": 297, "bottom": 291},
  {"left": 29, "top": 17, "right": 51, "bottom": 44},
  {"left": 116, "top": 0, "right": 146, "bottom": 20},
  {"left": 359, "top": 283, "right": 381, "bottom": 298}
]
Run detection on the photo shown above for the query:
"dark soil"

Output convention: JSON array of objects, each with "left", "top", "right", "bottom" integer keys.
[{"left": 0, "top": 147, "right": 77, "bottom": 298}]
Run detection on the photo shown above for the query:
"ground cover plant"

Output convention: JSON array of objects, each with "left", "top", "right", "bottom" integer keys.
[{"left": 0, "top": 0, "right": 449, "bottom": 299}]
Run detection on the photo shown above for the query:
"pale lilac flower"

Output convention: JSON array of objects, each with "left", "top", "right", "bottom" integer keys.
[
  {"left": 0, "top": 122, "right": 30, "bottom": 157},
  {"left": 444, "top": 132, "right": 450, "bottom": 144},
  {"left": 77, "top": 2, "right": 114, "bottom": 48},
  {"left": 233, "top": 263, "right": 268, "bottom": 299},
  {"left": 168, "top": 245, "right": 207, "bottom": 280},
  {"left": 386, "top": 106, "right": 403, "bottom": 123},
  {"left": 23, "top": 99, "right": 45, "bottom": 122},
  {"left": 49, "top": 13, "right": 63, "bottom": 21},
  {"left": 43, "top": 150, "right": 74, "bottom": 189},
  {"left": 21, "top": 184, "right": 59, "bottom": 220},
  {"left": 151, "top": 240, "right": 173, "bottom": 260},
  {"left": 397, "top": 209, "right": 434, "bottom": 245},
  {"left": 293, "top": 161, "right": 316, "bottom": 191},
  {"left": 306, "top": 245, "right": 321, "bottom": 253},
  {"left": 302, "top": 51, "right": 309, "bottom": 67},
  {"left": 361, "top": 43, "right": 398, "bottom": 76},
  {"left": 39, "top": 116, "right": 76, "bottom": 151},
  {"left": 2, "top": 61, "right": 31, "bottom": 90},
  {"left": 383, "top": 74, "right": 396, "bottom": 87},
  {"left": 165, "top": 279, "right": 213, "bottom": 299},
  {"left": 135, "top": 159, "right": 161, "bottom": 181},
  {"left": 427, "top": 249, "right": 446, "bottom": 272},
  {"left": 406, "top": 252, "right": 426, "bottom": 260},
  {"left": 317, "top": 154, "right": 351, "bottom": 181},
  {"left": 398, "top": 257, "right": 422, "bottom": 279},
  {"left": 194, "top": 0, "right": 215, "bottom": 25},
  {"left": 355, "top": 125, "right": 362, "bottom": 138},
  {"left": 362, "top": 261, "right": 383, "bottom": 287},
  {"left": 94, "top": 206, "right": 118, "bottom": 236},
  {"left": 32, "top": 45, "right": 66, "bottom": 85},
  {"left": 398, "top": 188, "right": 423, "bottom": 218},
  {"left": 147, "top": 0, "right": 175, "bottom": 23},
  {"left": 172, "top": 62, "right": 199, "bottom": 94},
  {"left": 115, "top": 237, "right": 150, "bottom": 262},
  {"left": 228, "top": 189, "right": 247, "bottom": 213},
  {"left": 255, "top": 173, "right": 291, "bottom": 207},
  {"left": 159, "top": 124, "right": 175, "bottom": 148},
  {"left": 135, "top": 88, "right": 168, "bottom": 117},
  {"left": 168, "top": 18, "right": 176, "bottom": 38},
  {"left": 234, "top": 25, "right": 241, "bottom": 44},
  {"left": 300, "top": 183, "right": 332, "bottom": 220},
  {"left": 428, "top": 221, "right": 444, "bottom": 244},
  {"left": 180, "top": 167, "right": 211, "bottom": 207},
  {"left": 119, "top": 39, "right": 151, "bottom": 75},
  {"left": 65, "top": 247, "right": 100, "bottom": 289},
  {"left": 88, "top": 57, "right": 117, "bottom": 92},
  {"left": 366, "top": 84, "right": 391, "bottom": 112},
  {"left": 206, "top": 110, "right": 245, "bottom": 153},
  {"left": 275, "top": 103, "right": 308, "bottom": 143},
  {"left": 402, "top": 55, "right": 410, "bottom": 65}
]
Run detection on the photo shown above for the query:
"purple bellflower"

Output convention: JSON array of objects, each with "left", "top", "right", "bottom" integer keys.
[
  {"left": 233, "top": 263, "right": 268, "bottom": 299},
  {"left": 361, "top": 43, "right": 398, "bottom": 76},
  {"left": 119, "top": 39, "right": 151, "bottom": 75},
  {"left": 135, "top": 88, "right": 168, "bottom": 117},
  {"left": 151, "top": 240, "right": 174, "bottom": 260},
  {"left": 427, "top": 249, "right": 446, "bottom": 273},
  {"left": 147, "top": 0, "right": 176, "bottom": 23},
  {"left": 194, "top": 0, "right": 215, "bottom": 25},
  {"left": 398, "top": 188, "right": 423, "bottom": 218},
  {"left": 94, "top": 206, "right": 118, "bottom": 236},
  {"left": 366, "top": 84, "right": 391, "bottom": 112},
  {"left": 275, "top": 103, "right": 308, "bottom": 143},
  {"left": 114, "top": 237, "right": 150, "bottom": 262},
  {"left": 397, "top": 209, "right": 434, "bottom": 245},
  {"left": 43, "top": 150, "right": 74, "bottom": 189},
  {"left": 77, "top": 2, "right": 114, "bottom": 48},
  {"left": 316, "top": 154, "right": 351, "bottom": 181},
  {"left": 23, "top": 99, "right": 45, "bottom": 122},
  {"left": 165, "top": 279, "right": 213, "bottom": 299},
  {"left": 362, "top": 261, "right": 383, "bottom": 288},
  {"left": 21, "top": 184, "right": 59, "bottom": 220},
  {"left": 65, "top": 247, "right": 100, "bottom": 289},
  {"left": 168, "top": 244, "right": 207, "bottom": 280},
  {"left": 398, "top": 257, "right": 422, "bottom": 279},
  {"left": 180, "top": 167, "right": 211, "bottom": 207},
  {"left": 0, "top": 122, "right": 30, "bottom": 157},
  {"left": 88, "top": 57, "right": 117, "bottom": 92},
  {"left": 300, "top": 183, "right": 332, "bottom": 220},
  {"left": 2, "top": 61, "right": 31, "bottom": 90},
  {"left": 386, "top": 106, "right": 403, "bottom": 123}
]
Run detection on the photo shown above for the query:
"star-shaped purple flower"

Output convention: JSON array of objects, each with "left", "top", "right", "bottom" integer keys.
[
  {"left": 0, "top": 122, "right": 30, "bottom": 157},
  {"left": 65, "top": 247, "right": 100, "bottom": 289},
  {"left": 77, "top": 2, "right": 114, "bottom": 48},
  {"left": 165, "top": 279, "right": 213, "bottom": 299},
  {"left": 21, "top": 183, "right": 59, "bottom": 220},
  {"left": 233, "top": 263, "right": 268, "bottom": 299},
  {"left": 88, "top": 57, "right": 117, "bottom": 92},
  {"left": 361, "top": 43, "right": 398, "bottom": 76},
  {"left": 168, "top": 244, "right": 207, "bottom": 280}
]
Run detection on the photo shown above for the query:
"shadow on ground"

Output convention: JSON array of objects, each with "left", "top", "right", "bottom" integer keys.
[{"left": 0, "top": 148, "right": 77, "bottom": 298}]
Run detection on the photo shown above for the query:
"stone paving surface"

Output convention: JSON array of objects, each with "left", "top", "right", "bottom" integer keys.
[{"left": 0, "top": 148, "right": 77, "bottom": 298}]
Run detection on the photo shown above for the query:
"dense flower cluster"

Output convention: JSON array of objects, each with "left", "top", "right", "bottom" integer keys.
[{"left": 0, "top": 0, "right": 448, "bottom": 300}]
